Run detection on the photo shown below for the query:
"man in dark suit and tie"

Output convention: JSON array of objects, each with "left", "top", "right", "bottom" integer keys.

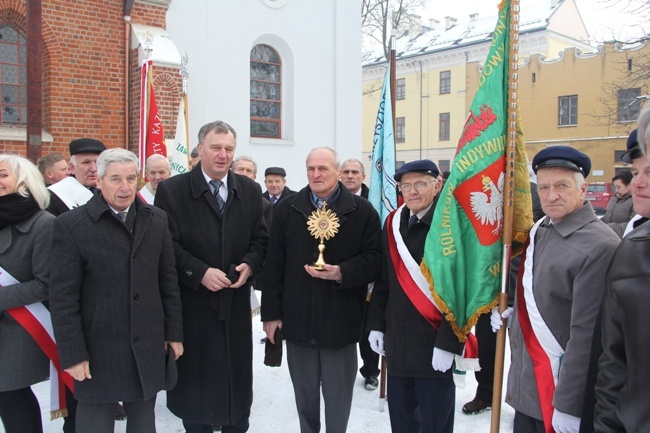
[
  {"left": 155, "top": 120, "right": 268, "bottom": 433},
  {"left": 262, "top": 166, "right": 295, "bottom": 206}
]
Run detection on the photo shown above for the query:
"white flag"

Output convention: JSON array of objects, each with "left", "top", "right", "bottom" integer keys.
[{"left": 170, "top": 98, "right": 189, "bottom": 176}]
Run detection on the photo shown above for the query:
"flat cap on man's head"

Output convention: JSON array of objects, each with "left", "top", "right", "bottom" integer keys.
[
  {"left": 394, "top": 160, "right": 440, "bottom": 182},
  {"left": 265, "top": 167, "right": 286, "bottom": 177},
  {"left": 69, "top": 138, "right": 107, "bottom": 156},
  {"left": 532, "top": 146, "right": 591, "bottom": 178},
  {"left": 621, "top": 129, "right": 642, "bottom": 164}
]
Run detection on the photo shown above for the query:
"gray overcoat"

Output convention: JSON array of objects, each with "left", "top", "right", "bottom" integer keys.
[
  {"left": 506, "top": 202, "right": 620, "bottom": 420},
  {"left": 0, "top": 210, "right": 54, "bottom": 391}
]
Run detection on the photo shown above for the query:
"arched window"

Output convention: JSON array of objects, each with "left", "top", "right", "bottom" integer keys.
[
  {"left": 0, "top": 24, "right": 26, "bottom": 125},
  {"left": 250, "top": 44, "right": 281, "bottom": 138}
]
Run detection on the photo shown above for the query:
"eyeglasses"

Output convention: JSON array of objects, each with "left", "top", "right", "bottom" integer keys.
[{"left": 399, "top": 181, "right": 434, "bottom": 192}]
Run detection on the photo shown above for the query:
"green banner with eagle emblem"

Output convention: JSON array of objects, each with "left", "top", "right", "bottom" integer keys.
[{"left": 421, "top": 0, "right": 533, "bottom": 341}]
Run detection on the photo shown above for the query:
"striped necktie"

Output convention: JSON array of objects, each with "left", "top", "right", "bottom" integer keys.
[{"left": 210, "top": 179, "right": 226, "bottom": 212}]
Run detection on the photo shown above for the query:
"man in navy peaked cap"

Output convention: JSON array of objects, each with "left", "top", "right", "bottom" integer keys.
[
  {"left": 367, "top": 159, "right": 466, "bottom": 433},
  {"left": 492, "top": 146, "right": 620, "bottom": 433}
]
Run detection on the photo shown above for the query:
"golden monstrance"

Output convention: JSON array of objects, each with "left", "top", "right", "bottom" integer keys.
[{"left": 307, "top": 202, "right": 340, "bottom": 270}]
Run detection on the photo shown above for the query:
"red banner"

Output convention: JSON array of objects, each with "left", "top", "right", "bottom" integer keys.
[{"left": 139, "top": 59, "right": 166, "bottom": 180}]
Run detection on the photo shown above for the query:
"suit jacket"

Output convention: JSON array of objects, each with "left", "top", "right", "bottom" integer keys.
[
  {"left": 49, "top": 195, "right": 183, "bottom": 403},
  {"left": 154, "top": 164, "right": 268, "bottom": 425},
  {"left": 0, "top": 210, "right": 54, "bottom": 391},
  {"left": 263, "top": 186, "right": 296, "bottom": 206},
  {"left": 506, "top": 203, "right": 620, "bottom": 420}
]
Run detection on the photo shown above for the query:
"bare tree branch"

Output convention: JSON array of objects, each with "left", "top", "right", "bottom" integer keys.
[{"left": 361, "top": 0, "right": 425, "bottom": 62}]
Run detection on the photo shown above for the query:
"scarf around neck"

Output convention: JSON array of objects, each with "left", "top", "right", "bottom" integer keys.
[{"left": 0, "top": 192, "right": 40, "bottom": 231}]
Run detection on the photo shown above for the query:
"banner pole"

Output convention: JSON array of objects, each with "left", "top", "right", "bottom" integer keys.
[{"left": 491, "top": 0, "right": 520, "bottom": 431}]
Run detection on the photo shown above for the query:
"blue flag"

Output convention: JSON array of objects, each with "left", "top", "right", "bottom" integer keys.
[{"left": 368, "top": 66, "right": 397, "bottom": 225}]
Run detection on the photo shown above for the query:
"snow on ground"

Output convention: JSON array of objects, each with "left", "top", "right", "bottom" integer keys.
[{"left": 20, "top": 317, "right": 514, "bottom": 433}]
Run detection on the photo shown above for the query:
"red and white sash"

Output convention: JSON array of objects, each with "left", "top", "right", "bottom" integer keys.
[
  {"left": 0, "top": 266, "right": 74, "bottom": 420},
  {"left": 516, "top": 218, "right": 563, "bottom": 433},
  {"left": 138, "top": 185, "right": 155, "bottom": 205},
  {"left": 386, "top": 206, "right": 479, "bottom": 370}
]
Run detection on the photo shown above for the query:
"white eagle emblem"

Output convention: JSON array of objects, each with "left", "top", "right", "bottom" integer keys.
[{"left": 470, "top": 173, "right": 504, "bottom": 235}]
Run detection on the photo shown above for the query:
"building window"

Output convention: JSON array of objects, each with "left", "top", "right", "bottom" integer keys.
[
  {"left": 396, "top": 78, "right": 405, "bottom": 100},
  {"left": 439, "top": 112, "right": 450, "bottom": 140},
  {"left": 615, "top": 150, "right": 627, "bottom": 162},
  {"left": 250, "top": 44, "right": 281, "bottom": 138},
  {"left": 440, "top": 70, "right": 451, "bottom": 94},
  {"left": 558, "top": 95, "right": 578, "bottom": 126},
  {"left": 618, "top": 88, "right": 641, "bottom": 122},
  {"left": 0, "top": 25, "right": 27, "bottom": 125},
  {"left": 439, "top": 159, "right": 450, "bottom": 173},
  {"left": 396, "top": 117, "right": 405, "bottom": 142}
]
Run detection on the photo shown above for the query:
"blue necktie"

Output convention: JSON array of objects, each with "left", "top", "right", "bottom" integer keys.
[
  {"left": 408, "top": 215, "right": 419, "bottom": 226},
  {"left": 270, "top": 196, "right": 278, "bottom": 206},
  {"left": 210, "top": 179, "right": 226, "bottom": 212}
]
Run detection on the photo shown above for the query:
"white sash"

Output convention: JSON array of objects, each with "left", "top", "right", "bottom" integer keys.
[
  {"left": 522, "top": 218, "right": 564, "bottom": 385},
  {"left": 48, "top": 176, "right": 93, "bottom": 210},
  {"left": 623, "top": 214, "right": 643, "bottom": 237},
  {"left": 391, "top": 204, "right": 442, "bottom": 312}
]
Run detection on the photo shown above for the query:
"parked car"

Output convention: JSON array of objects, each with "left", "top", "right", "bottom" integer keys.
[{"left": 586, "top": 182, "right": 613, "bottom": 214}]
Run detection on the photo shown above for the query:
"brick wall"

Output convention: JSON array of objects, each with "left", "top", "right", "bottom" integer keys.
[{"left": 0, "top": 0, "right": 180, "bottom": 161}]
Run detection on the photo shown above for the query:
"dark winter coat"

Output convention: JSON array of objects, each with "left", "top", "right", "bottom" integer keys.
[
  {"left": 154, "top": 165, "right": 268, "bottom": 426},
  {"left": 366, "top": 201, "right": 465, "bottom": 377},
  {"left": 360, "top": 183, "right": 370, "bottom": 199},
  {"left": 260, "top": 182, "right": 381, "bottom": 349},
  {"left": 0, "top": 210, "right": 54, "bottom": 391},
  {"left": 49, "top": 195, "right": 183, "bottom": 403},
  {"left": 593, "top": 220, "right": 650, "bottom": 432}
]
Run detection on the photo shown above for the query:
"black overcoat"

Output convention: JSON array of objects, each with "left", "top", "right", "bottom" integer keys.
[
  {"left": 49, "top": 195, "right": 183, "bottom": 403},
  {"left": 154, "top": 165, "right": 268, "bottom": 426},
  {"left": 260, "top": 183, "right": 381, "bottom": 349}
]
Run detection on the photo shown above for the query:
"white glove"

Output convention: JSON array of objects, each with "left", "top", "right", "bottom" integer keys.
[
  {"left": 552, "top": 409, "right": 580, "bottom": 433},
  {"left": 431, "top": 347, "right": 454, "bottom": 372},
  {"left": 490, "top": 306, "right": 513, "bottom": 332},
  {"left": 368, "top": 330, "right": 385, "bottom": 356}
]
